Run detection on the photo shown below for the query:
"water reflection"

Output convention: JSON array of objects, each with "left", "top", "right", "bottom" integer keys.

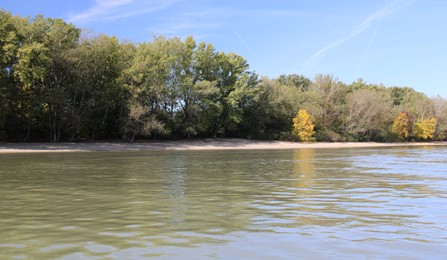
[
  {"left": 293, "top": 149, "right": 315, "bottom": 189},
  {"left": 1, "top": 147, "right": 447, "bottom": 258},
  {"left": 164, "top": 155, "right": 187, "bottom": 226}
]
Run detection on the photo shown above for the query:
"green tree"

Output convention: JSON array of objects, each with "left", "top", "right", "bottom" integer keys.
[
  {"left": 386, "top": 86, "right": 416, "bottom": 106},
  {"left": 0, "top": 11, "right": 20, "bottom": 139},
  {"left": 121, "top": 101, "right": 166, "bottom": 142},
  {"left": 345, "top": 89, "right": 393, "bottom": 141},
  {"left": 40, "top": 17, "right": 80, "bottom": 142},
  {"left": 399, "top": 90, "right": 434, "bottom": 121},
  {"left": 432, "top": 96, "right": 447, "bottom": 140},
  {"left": 119, "top": 36, "right": 178, "bottom": 139},
  {"left": 302, "top": 74, "right": 346, "bottom": 141},
  {"left": 0, "top": 12, "right": 81, "bottom": 141},
  {"left": 69, "top": 34, "right": 126, "bottom": 141},
  {"left": 12, "top": 16, "right": 52, "bottom": 141},
  {"left": 239, "top": 77, "right": 302, "bottom": 139},
  {"left": 277, "top": 74, "right": 312, "bottom": 91},
  {"left": 208, "top": 52, "right": 258, "bottom": 138}
]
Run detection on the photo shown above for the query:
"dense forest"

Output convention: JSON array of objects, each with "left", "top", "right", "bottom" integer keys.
[{"left": 1, "top": 10, "right": 446, "bottom": 142}]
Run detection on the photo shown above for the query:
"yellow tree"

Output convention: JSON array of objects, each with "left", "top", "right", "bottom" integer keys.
[
  {"left": 414, "top": 118, "right": 437, "bottom": 140},
  {"left": 292, "top": 109, "right": 315, "bottom": 141},
  {"left": 391, "top": 112, "right": 411, "bottom": 140}
]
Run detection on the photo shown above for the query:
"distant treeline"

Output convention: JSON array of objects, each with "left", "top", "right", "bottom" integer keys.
[{"left": 1, "top": 10, "right": 446, "bottom": 142}]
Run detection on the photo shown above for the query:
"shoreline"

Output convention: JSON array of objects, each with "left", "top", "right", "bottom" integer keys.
[{"left": 1, "top": 139, "right": 446, "bottom": 154}]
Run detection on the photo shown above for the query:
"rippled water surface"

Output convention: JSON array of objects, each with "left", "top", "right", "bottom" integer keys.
[{"left": 1, "top": 146, "right": 447, "bottom": 259}]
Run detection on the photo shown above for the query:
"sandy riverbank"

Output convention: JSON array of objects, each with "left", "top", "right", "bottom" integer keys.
[{"left": 1, "top": 139, "right": 446, "bottom": 154}]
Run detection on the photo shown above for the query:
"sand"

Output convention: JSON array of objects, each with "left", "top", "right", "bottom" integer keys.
[{"left": 0, "top": 139, "right": 446, "bottom": 153}]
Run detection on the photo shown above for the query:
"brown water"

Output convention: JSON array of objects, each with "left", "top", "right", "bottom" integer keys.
[{"left": 1, "top": 147, "right": 447, "bottom": 259}]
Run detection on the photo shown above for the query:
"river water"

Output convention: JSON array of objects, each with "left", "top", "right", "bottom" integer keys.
[{"left": 1, "top": 146, "right": 447, "bottom": 259}]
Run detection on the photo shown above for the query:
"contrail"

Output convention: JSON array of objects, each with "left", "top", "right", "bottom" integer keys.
[
  {"left": 231, "top": 26, "right": 255, "bottom": 57},
  {"left": 303, "top": 0, "right": 417, "bottom": 69},
  {"left": 356, "top": 0, "right": 388, "bottom": 76}
]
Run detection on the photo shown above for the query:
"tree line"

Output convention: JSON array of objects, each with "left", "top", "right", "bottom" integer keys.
[{"left": 1, "top": 10, "right": 446, "bottom": 142}]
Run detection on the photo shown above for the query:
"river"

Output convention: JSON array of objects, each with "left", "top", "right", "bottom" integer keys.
[{"left": 1, "top": 146, "right": 446, "bottom": 259}]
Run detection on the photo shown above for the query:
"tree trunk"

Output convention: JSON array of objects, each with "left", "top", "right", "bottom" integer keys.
[{"left": 23, "top": 116, "right": 32, "bottom": 142}]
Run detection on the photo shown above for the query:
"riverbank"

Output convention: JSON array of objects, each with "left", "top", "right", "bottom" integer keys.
[{"left": 1, "top": 139, "right": 446, "bottom": 153}]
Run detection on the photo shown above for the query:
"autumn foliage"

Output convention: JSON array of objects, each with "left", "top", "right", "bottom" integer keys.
[
  {"left": 391, "top": 112, "right": 411, "bottom": 140},
  {"left": 413, "top": 118, "right": 437, "bottom": 140},
  {"left": 292, "top": 109, "right": 315, "bottom": 142},
  {"left": 391, "top": 112, "right": 438, "bottom": 141}
]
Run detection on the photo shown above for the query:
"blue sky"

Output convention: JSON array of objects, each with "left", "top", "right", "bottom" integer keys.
[{"left": 2, "top": 0, "right": 447, "bottom": 97}]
